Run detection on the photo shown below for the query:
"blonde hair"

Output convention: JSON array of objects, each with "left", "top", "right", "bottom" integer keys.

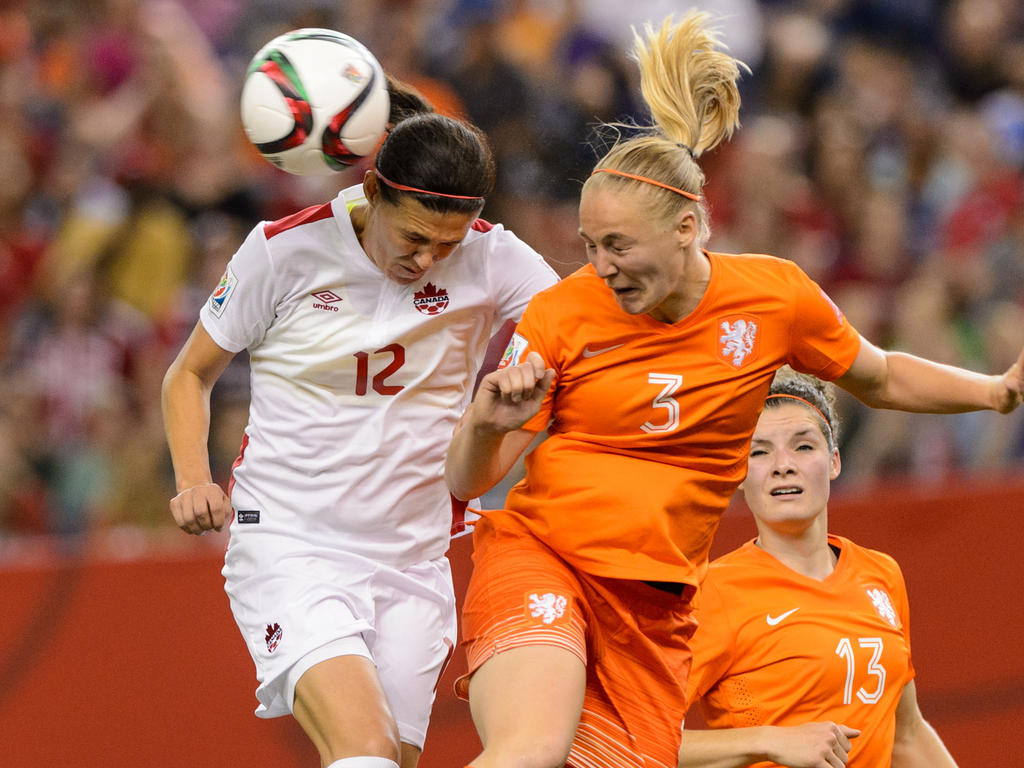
[{"left": 585, "top": 12, "right": 746, "bottom": 242}]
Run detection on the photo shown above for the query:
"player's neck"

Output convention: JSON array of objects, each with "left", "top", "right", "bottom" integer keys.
[{"left": 755, "top": 518, "right": 836, "bottom": 581}]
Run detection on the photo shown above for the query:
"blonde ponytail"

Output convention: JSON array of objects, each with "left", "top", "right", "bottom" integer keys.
[{"left": 585, "top": 12, "right": 747, "bottom": 242}]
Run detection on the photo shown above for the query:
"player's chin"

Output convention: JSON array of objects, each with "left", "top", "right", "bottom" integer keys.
[{"left": 612, "top": 288, "right": 646, "bottom": 314}]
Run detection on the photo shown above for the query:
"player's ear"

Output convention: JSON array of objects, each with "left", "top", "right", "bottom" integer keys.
[
  {"left": 829, "top": 447, "right": 841, "bottom": 481},
  {"left": 676, "top": 209, "right": 697, "bottom": 247},
  {"left": 363, "top": 169, "right": 380, "bottom": 203}
]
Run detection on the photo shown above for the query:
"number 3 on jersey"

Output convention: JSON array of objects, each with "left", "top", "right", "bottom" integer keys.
[
  {"left": 641, "top": 373, "right": 683, "bottom": 433},
  {"left": 354, "top": 344, "right": 405, "bottom": 396}
]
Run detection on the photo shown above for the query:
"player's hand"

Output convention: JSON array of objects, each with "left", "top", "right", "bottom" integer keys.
[
  {"left": 170, "top": 482, "right": 232, "bottom": 535},
  {"left": 764, "top": 721, "right": 860, "bottom": 768},
  {"left": 991, "top": 346, "right": 1024, "bottom": 413},
  {"left": 472, "top": 351, "right": 554, "bottom": 433}
]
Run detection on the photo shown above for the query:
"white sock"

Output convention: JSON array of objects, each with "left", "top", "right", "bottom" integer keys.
[{"left": 326, "top": 758, "right": 400, "bottom": 768}]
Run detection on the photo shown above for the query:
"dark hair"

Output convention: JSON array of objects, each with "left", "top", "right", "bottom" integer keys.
[
  {"left": 385, "top": 74, "right": 435, "bottom": 124},
  {"left": 764, "top": 367, "right": 839, "bottom": 450},
  {"left": 374, "top": 113, "right": 495, "bottom": 214}
]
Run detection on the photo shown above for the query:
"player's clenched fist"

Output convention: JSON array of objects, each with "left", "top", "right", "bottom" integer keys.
[
  {"left": 472, "top": 351, "right": 554, "bottom": 433},
  {"left": 170, "top": 482, "right": 231, "bottom": 535}
]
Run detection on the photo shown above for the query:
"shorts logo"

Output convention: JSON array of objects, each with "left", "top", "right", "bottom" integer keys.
[
  {"left": 236, "top": 510, "right": 260, "bottom": 524},
  {"left": 866, "top": 587, "right": 899, "bottom": 628},
  {"left": 413, "top": 282, "right": 450, "bottom": 315},
  {"left": 717, "top": 314, "right": 759, "bottom": 368},
  {"left": 499, "top": 333, "right": 529, "bottom": 370},
  {"left": 265, "top": 622, "right": 283, "bottom": 653},
  {"left": 312, "top": 290, "right": 342, "bottom": 312},
  {"left": 209, "top": 267, "right": 238, "bottom": 318},
  {"left": 525, "top": 591, "right": 570, "bottom": 626}
]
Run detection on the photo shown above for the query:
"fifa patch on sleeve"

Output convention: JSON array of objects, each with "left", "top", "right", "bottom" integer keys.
[
  {"left": 208, "top": 266, "right": 238, "bottom": 318},
  {"left": 498, "top": 332, "right": 529, "bottom": 369}
]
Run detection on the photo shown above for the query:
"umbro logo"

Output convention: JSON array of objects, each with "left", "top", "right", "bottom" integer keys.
[
  {"left": 312, "top": 290, "right": 342, "bottom": 312},
  {"left": 766, "top": 608, "right": 799, "bottom": 626}
]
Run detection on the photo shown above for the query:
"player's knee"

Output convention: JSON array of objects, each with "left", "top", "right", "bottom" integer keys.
[{"left": 321, "top": 724, "right": 401, "bottom": 764}]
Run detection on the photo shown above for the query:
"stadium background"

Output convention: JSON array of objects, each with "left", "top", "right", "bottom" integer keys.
[{"left": 0, "top": 0, "right": 1021, "bottom": 765}]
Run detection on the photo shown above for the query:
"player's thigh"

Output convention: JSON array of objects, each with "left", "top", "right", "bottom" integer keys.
[
  {"left": 292, "top": 652, "right": 401, "bottom": 761},
  {"left": 469, "top": 644, "right": 586, "bottom": 758}
]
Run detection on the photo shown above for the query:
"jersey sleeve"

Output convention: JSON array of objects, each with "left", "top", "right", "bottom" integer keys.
[
  {"left": 784, "top": 264, "right": 862, "bottom": 380},
  {"left": 199, "top": 224, "right": 282, "bottom": 353},
  {"left": 685, "top": 577, "right": 737, "bottom": 706},
  {"left": 496, "top": 290, "right": 558, "bottom": 433},
  {"left": 889, "top": 556, "right": 916, "bottom": 681},
  {"left": 484, "top": 226, "right": 558, "bottom": 333}
]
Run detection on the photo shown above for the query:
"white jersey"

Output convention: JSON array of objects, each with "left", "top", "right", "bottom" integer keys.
[{"left": 201, "top": 184, "right": 557, "bottom": 569}]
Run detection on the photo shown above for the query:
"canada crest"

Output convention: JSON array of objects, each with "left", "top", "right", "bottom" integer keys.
[
  {"left": 413, "top": 282, "right": 450, "bottom": 315},
  {"left": 717, "top": 314, "right": 759, "bottom": 368}
]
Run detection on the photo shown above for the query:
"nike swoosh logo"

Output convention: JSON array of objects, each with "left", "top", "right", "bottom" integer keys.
[
  {"left": 766, "top": 608, "right": 800, "bottom": 626},
  {"left": 582, "top": 343, "right": 624, "bottom": 358}
]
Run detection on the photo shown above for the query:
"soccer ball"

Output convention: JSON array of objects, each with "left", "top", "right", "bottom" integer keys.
[{"left": 240, "top": 28, "right": 390, "bottom": 175}]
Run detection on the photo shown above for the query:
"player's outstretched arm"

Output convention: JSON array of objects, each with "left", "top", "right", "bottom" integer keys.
[
  {"left": 837, "top": 336, "right": 1024, "bottom": 414},
  {"left": 162, "top": 322, "right": 236, "bottom": 535},
  {"left": 446, "top": 351, "right": 553, "bottom": 501},
  {"left": 891, "top": 681, "right": 959, "bottom": 768},
  {"left": 678, "top": 722, "right": 860, "bottom": 768}
]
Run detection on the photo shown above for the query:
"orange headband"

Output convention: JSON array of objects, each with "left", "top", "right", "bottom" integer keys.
[
  {"left": 766, "top": 394, "right": 834, "bottom": 443},
  {"left": 591, "top": 168, "right": 701, "bottom": 202},
  {"left": 373, "top": 166, "right": 484, "bottom": 201}
]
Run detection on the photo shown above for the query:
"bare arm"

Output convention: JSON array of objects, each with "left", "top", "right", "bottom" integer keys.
[
  {"left": 678, "top": 722, "right": 860, "bottom": 768},
  {"left": 445, "top": 351, "right": 553, "bottom": 500},
  {"left": 836, "top": 336, "right": 1024, "bottom": 414},
  {"left": 161, "top": 322, "right": 236, "bottom": 534},
  {"left": 891, "top": 681, "right": 958, "bottom": 768}
]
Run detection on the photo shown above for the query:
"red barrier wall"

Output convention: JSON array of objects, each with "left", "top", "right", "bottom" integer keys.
[{"left": 1, "top": 474, "right": 1021, "bottom": 767}]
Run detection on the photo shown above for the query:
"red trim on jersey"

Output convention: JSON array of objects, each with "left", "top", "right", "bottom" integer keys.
[
  {"left": 471, "top": 218, "right": 493, "bottom": 232},
  {"left": 227, "top": 433, "right": 249, "bottom": 501},
  {"left": 263, "top": 202, "right": 335, "bottom": 239},
  {"left": 450, "top": 493, "right": 470, "bottom": 536}
]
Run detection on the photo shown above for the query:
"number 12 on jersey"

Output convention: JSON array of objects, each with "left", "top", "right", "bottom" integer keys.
[{"left": 354, "top": 344, "right": 405, "bottom": 396}]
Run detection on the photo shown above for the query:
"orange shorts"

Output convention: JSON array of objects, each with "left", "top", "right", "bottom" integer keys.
[{"left": 458, "top": 513, "right": 698, "bottom": 768}]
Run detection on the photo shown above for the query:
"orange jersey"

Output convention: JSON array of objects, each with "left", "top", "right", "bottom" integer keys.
[
  {"left": 494, "top": 252, "right": 861, "bottom": 583},
  {"left": 686, "top": 536, "right": 915, "bottom": 768}
]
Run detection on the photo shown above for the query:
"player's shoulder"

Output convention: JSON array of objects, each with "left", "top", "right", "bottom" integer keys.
[
  {"left": 704, "top": 540, "right": 767, "bottom": 586},
  {"left": 262, "top": 202, "right": 334, "bottom": 240},
  {"left": 460, "top": 218, "right": 531, "bottom": 255},
  {"left": 710, "top": 250, "right": 807, "bottom": 285},
  {"left": 834, "top": 535, "right": 903, "bottom": 579}
]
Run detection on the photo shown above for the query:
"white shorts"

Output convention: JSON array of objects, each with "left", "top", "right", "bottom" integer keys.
[{"left": 222, "top": 534, "right": 457, "bottom": 749}]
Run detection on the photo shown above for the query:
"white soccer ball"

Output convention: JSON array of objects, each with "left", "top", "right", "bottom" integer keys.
[{"left": 240, "top": 28, "right": 390, "bottom": 175}]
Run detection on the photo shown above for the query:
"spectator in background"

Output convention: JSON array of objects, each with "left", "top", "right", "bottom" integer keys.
[{"left": 0, "top": 0, "right": 1021, "bottom": 541}]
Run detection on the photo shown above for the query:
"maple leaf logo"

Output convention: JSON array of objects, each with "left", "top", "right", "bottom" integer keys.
[
  {"left": 265, "top": 622, "right": 283, "bottom": 653},
  {"left": 413, "top": 282, "right": 450, "bottom": 315}
]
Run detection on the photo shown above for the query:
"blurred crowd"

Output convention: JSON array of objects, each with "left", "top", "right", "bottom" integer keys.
[{"left": 0, "top": 0, "right": 1021, "bottom": 540}]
